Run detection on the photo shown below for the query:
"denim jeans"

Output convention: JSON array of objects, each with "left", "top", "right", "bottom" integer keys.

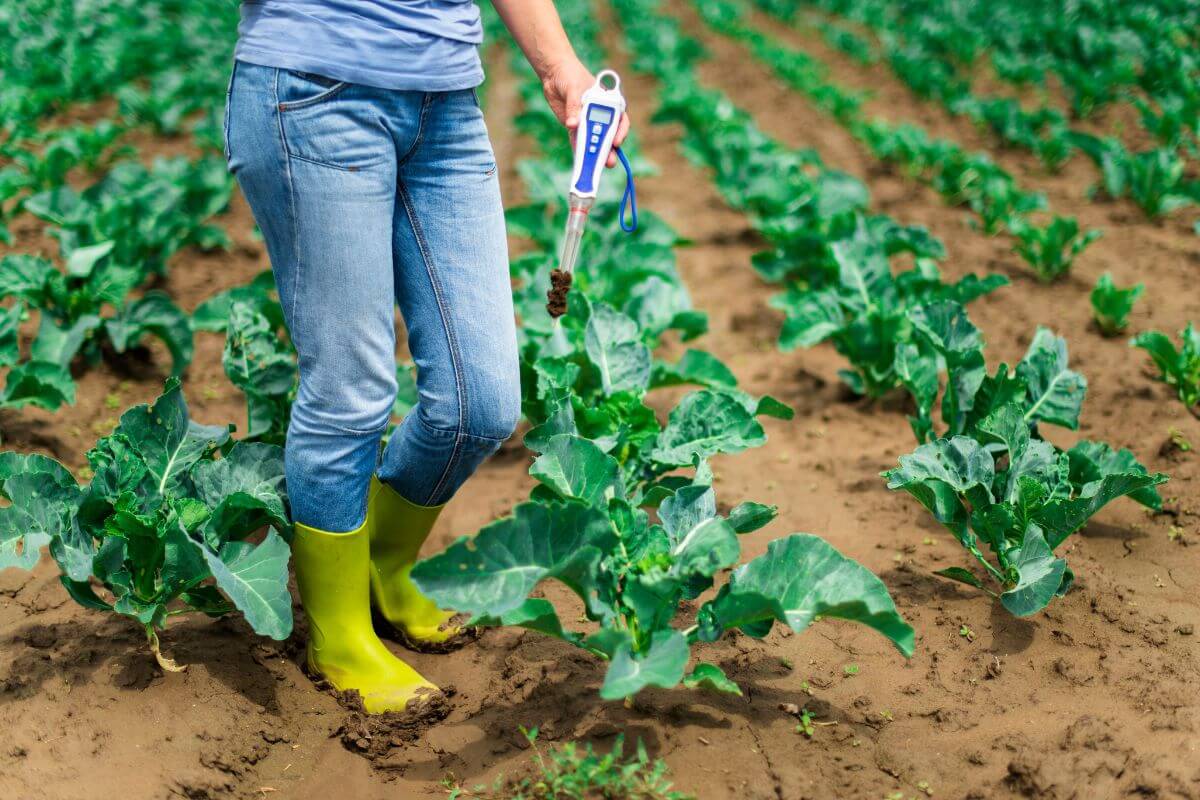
[{"left": 225, "top": 61, "right": 520, "bottom": 532}]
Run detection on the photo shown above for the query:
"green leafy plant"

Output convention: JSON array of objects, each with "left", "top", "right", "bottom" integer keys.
[
  {"left": 0, "top": 247, "right": 193, "bottom": 412},
  {"left": 1009, "top": 216, "right": 1102, "bottom": 282},
  {"left": 1090, "top": 273, "right": 1143, "bottom": 336},
  {"left": 885, "top": 304, "right": 1167, "bottom": 615},
  {"left": 1132, "top": 324, "right": 1200, "bottom": 416},
  {"left": 407, "top": 14, "right": 914, "bottom": 701},
  {"left": 24, "top": 156, "right": 232, "bottom": 278},
  {"left": 767, "top": 220, "right": 1005, "bottom": 398},
  {"left": 0, "top": 379, "right": 293, "bottom": 668},
  {"left": 414, "top": 448, "right": 913, "bottom": 698},
  {"left": 223, "top": 301, "right": 297, "bottom": 445},
  {"left": 1071, "top": 135, "right": 1199, "bottom": 218},
  {"left": 445, "top": 727, "right": 693, "bottom": 800}
]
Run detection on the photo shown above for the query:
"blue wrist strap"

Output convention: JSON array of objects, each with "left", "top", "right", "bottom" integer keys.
[{"left": 615, "top": 146, "right": 637, "bottom": 233}]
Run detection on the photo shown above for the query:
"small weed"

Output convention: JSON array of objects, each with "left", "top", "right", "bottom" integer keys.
[
  {"left": 1168, "top": 525, "right": 1185, "bottom": 543},
  {"left": 104, "top": 392, "right": 121, "bottom": 410},
  {"left": 843, "top": 663, "right": 859, "bottom": 676},
  {"left": 780, "top": 657, "right": 794, "bottom": 670},
  {"left": 1168, "top": 427, "right": 1192, "bottom": 452},
  {"left": 959, "top": 625, "right": 976, "bottom": 642},
  {"left": 796, "top": 709, "right": 815, "bottom": 738},
  {"left": 917, "top": 780, "right": 933, "bottom": 796},
  {"left": 444, "top": 727, "right": 692, "bottom": 800}
]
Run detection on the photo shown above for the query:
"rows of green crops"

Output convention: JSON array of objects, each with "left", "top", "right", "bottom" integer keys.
[
  {"left": 0, "top": 0, "right": 917, "bottom": 690},
  {"left": 0, "top": 0, "right": 1196, "bottom": 691},
  {"left": 750, "top": 0, "right": 1200, "bottom": 221},
  {"left": 0, "top": 0, "right": 236, "bottom": 414},
  {"left": 614, "top": 0, "right": 1170, "bottom": 615}
]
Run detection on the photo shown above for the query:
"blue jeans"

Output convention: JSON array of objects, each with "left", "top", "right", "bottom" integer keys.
[{"left": 225, "top": 61, "right": 520, "bottom": 531}]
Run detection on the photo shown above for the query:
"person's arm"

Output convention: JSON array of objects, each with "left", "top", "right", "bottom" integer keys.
[{"left": 491, "top": 0, "right": 630, "bottom": 167}]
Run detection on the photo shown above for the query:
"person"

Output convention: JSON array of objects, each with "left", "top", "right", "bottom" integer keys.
[{"left": 224, "top": 0, "right": 630, "bottom": 713}]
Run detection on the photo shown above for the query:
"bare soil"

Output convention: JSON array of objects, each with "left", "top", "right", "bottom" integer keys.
[{"left": 2, "top": 6, "right": 1199, "bottom": 800}]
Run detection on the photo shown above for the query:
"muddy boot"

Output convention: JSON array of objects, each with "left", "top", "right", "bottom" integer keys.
[
  {"left": 367, "top": 476, "right": 465, "bottom": 651},
  {"left": 292, "top": 519, "right": 439, "bottom": 713}
]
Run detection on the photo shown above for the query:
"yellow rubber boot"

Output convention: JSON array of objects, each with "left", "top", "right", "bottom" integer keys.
[
  {"left": 367, "top": 476, "right": 461, "bottom": 648},
  {"left": 291, "top": 519, "right": 439, "bottom": 713}
]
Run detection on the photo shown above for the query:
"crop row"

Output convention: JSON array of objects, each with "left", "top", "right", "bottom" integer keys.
[
  {"left": 1, "top": 0, "right": 236, "bottom": 240},
  {"left": 757, "top": 0, "right": 1200, "bottom": 137},
  {"left": 0, "top": 3, "right": 235, "bottom": 418},
  {"left": 751, "top": 0, "right": 1200, "bottom": 220},
  {"left": 0, "top": 0, "right": 915, "bottom": 692},
  {"left": 692, "top": 0, "right": 1104, "bottom": 283},
  {"left": 614, "top": 0, "right": 1170, "bottom": 616}
]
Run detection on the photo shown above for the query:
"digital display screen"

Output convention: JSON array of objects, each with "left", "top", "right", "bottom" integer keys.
[{"left": 587, "top": 106, "right": 614, "bottom": 124}]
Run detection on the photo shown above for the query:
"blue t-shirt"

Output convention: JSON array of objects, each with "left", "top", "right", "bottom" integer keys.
[{"left": 235, "top": 1, "right": 484, "bottom": 92}]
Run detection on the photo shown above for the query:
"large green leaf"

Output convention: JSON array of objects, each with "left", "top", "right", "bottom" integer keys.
[
  {"left": 651, "top": 348, "right": 738, "bottom": 389},
  {"left": 1, "top": 360, "right": 76, "bottom": 411},
  {"left": 1034, "top": 471, "right": 1169, "bottom": 548},
  {"left": 113, "top": 377, "right": 231, "bottom": 499},
  {"left": 470, "top": 598, "right": 584, "bottom": 647},
  {"left": 584, "top": 303, "right": 652, "bottom": 395},
  {"left": 105, "top": 291, "right": 194, "bottom": 375},
  {"left": 193, "top": 271, "right": 282, "bottom": 333},
  {"left": 696, "top": 534, "right": 914, "bottom": 656},
  {"left": 188, "top": 441, "right": 290, "bottom": 546},
  {"left": 31, "top": 314, "right": 101, "bottom": 368},
  {"left": 194, "top": 529, "right": 293, "bottom": 640},
  {"left": 999, "top": 525, "right": 1066, "bottom": 616},
  {"left": 0, "top": 471, "right": 84, "bottom": 573},
  {"left": 1017, "top": 328, "right": 1086, "bottom": 430},
  {"left": 411, "top": 500, "right": 618, "bottom": 620},
  {"left": 529, "top": 434, "right": 623, "bottom": 506},
  {"left": 600, "top": 628, "right": 690, "bottom": 700},
  {"left": 657, "top": 484, "right": 716, "bottom": 544},
  {"left": 683, "top": 662, "right": 742, "bottom": 695},
  {"left": 0, "top": 255, "right": 54, "bottom": 305},
  {"left": 775, "top": 288, "right": 844, "bottom": 350},
  {"left": 1066, "top": 440, "right": 1163, "bottom": 510},
  {"left": 651, "top": 390, "right": 766, "bottom": 466},
  {"left": 884, "top": 436, "right": 995, "bottom": 530}
]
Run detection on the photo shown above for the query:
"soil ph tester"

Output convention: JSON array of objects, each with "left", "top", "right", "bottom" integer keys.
[{"left": 545, "top": 69, "right": 637, "bottom": 318}]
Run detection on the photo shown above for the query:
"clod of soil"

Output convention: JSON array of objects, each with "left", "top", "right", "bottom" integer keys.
[
  {"left": 546, "top": 269, "right": 573, "bottom": 318},
  {"left": 332, "top": 687, "right": 455, "bottom": 760}
]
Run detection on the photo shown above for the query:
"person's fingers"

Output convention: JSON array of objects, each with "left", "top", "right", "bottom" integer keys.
[{"left": 606, "top": 112, "right": 631, "bottom": 168}]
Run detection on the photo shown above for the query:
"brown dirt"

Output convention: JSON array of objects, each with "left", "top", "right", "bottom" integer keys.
[
  {"left": 3, "top": 6, "right": 1200, "bottom": 800},
  {"left": 546, "top": 268, "right": 573, "bottom": 318}
]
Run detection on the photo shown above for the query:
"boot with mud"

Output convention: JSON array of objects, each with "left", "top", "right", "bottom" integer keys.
[
  {"left": 292, "top": 518, "right": 441, "bottom": 713},
  {"left": 367, "top": 476, "right": 473, "bottom": 652}
]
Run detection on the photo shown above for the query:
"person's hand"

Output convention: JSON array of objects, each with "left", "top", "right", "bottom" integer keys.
[{"left": 541, "top": 57, "right": 630, "bottom": 168}]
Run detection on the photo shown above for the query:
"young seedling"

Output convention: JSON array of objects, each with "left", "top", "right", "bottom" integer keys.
[
  {"left": 1090, "top": 273, "right": 1144, "bottom": 336},
  {"left": 1132, "top": 324, "right": 1200, "bottom": 417},
  {"left": 1009, "top": 216, "right": 1102, "bottom": 282}
]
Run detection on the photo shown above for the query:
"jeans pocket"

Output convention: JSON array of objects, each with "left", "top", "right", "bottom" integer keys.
[{"left": 277, "top": 69, "right": 349, "bottom": 111}]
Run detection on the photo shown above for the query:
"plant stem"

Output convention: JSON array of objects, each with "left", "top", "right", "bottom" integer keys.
[{"left": 146, "top": 625, "right": 186, "bottom": 673}]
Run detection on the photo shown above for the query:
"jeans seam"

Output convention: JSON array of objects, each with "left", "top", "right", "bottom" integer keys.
[
  {"left": 397, "top": 178, "right": 468, "bottom": 505},
  {"left": 397, "top": 93, "right": 433, "bottom": 167},
  {"left": 276, "top": 78, "right": 349, "bottom": 111},
  {"left": 283, "top": 151, "right": 387, "bottom": 173},
  {"left": 272, "top": 69, "right": 304, "bottom": 354}
]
